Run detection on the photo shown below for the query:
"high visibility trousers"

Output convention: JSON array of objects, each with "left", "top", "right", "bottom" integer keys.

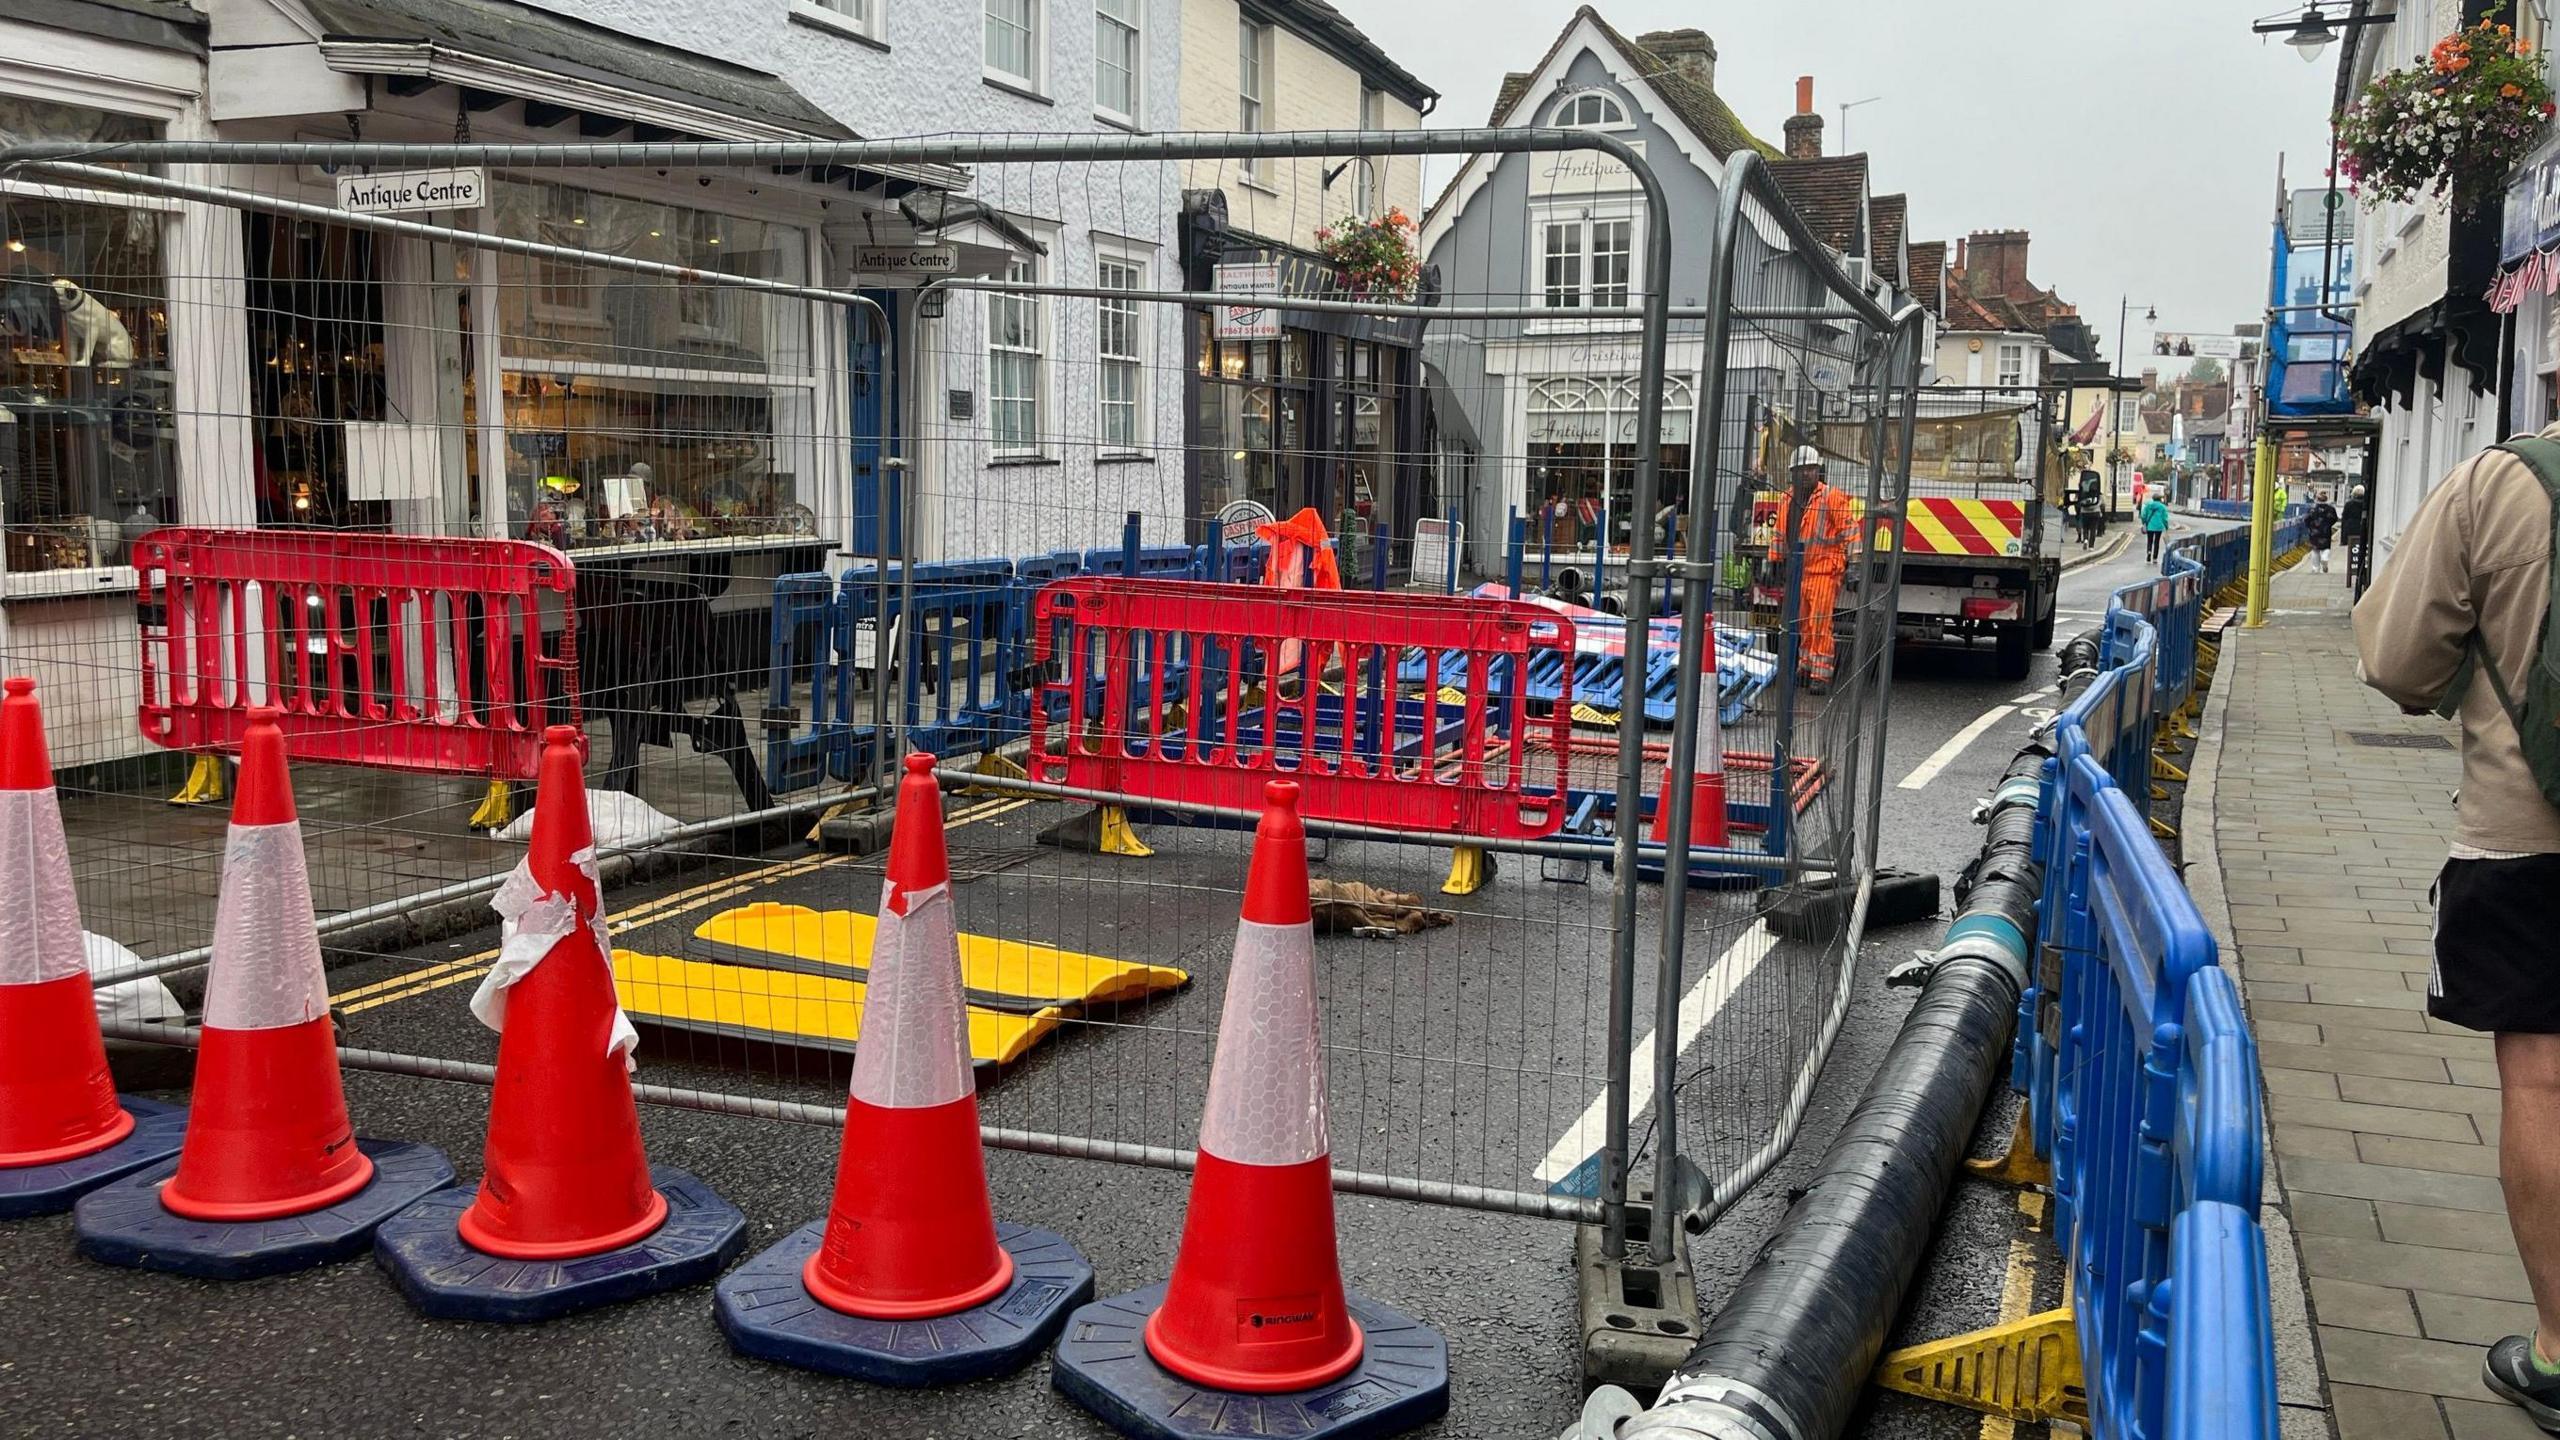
[{"left": 1800, "top": 570, "right": 1841, "bottom": 683}]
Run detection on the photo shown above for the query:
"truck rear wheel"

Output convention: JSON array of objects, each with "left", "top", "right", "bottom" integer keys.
[
  {"left": 1995, "top": 623, "right": 2033, "bottom": 680},
  {"left": 2033, "top": 609, "right": 2056, "bottom": 651}
]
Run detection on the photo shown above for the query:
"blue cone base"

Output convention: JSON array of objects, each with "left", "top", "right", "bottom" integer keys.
[
  {"left": 717, "top": 1219, "right": 1094, "bottom": 1386},
  {"left": 374, "top": 1165, "right": 746, "bottom": 1323},
  {"left": 73, "top": 1138, "right": 454, "bottom": 1280},
  {"left": 1052, "top": 1283, "right": 1451, "bottom": 1440},
  {"left": 0, "top": 1097, "right": 187, "bottom": 1220}
]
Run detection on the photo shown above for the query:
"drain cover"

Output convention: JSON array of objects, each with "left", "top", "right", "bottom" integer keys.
[{"left": 2345, "top": 731, "right": 2455, "bottom": 751}]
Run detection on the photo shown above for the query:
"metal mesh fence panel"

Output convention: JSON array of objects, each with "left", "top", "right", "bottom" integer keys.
[{"left": 0, "top": 131, "right": 1911, "bottom": 1239}]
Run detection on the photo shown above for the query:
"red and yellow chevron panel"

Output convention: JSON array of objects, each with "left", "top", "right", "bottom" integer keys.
[{"left": 1886, "top": 498, "right": 2029, "bottom": 558}]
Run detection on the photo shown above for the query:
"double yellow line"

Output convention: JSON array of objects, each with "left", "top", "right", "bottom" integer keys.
[{"left": 332, "top": 797, "right": 1031, "bottom": 1016}]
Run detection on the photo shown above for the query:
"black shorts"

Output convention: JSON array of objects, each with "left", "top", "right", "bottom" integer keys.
[{"left": 2432, "top": 855, "right": 2560, "bottom": 1032}]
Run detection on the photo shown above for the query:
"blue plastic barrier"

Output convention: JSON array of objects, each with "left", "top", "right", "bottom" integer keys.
[{"left": 2004, "top": 545, "right": 2279, "bottom": 1438}]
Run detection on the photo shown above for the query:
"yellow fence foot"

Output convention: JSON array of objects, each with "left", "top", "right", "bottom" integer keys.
[
  {"left": 1437, "top": 686, "right": 1467, "bottom": 707},
  {"left": 1570, "top": 703, "right": 1620, "bottom": 728},
  {"left": 2152, "top": 754, "right": 2188, "bottom": 783},
  {"left": 1096, "top": 805, "right": 1153, "bottom": 857},
  {"left": 1963, "top": 1106, "right": 2051, "bottom": 1189},
  {"left": 2151, "top": 815, "right": 2178, "bottom": 840},
  {"left": 168, "top": 753, "right": 229, "bottom": 807},
  {"left": 467, "top": 778, "right": 515, "bottom": 831},
  {"left": 1442, "top": 843, "right": 1494, "bottom": 896},
  {"left": 1876, "top": 1307, "right": 2088, "bottom": 1426},
  {"left": 960, "top": 750, "right": 1029, "bottom": 796}
]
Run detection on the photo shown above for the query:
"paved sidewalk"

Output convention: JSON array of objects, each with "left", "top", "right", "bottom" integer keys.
[{"left": 2209, "top": 560, "right": 2542, "bottom": 1440}]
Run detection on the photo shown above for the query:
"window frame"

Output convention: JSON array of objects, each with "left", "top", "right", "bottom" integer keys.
[
  {"left": 1094, "top": 244, "right": 1149, "bottom": 456},
  {"left": 1995, "top": 341, "right": 2026, "bottom": 390},
  {"left": 790, "top": 0, "right": 881, "bottom": 43},
  {"left": 1237, "top": 20, "right": 1272, "bottom": 184},
  {"left": 987, "top": 254, "right": 1049, "bottom": 459},
  {"left": 1093, "top": 0, "right": 1141, "bottom": 125},
  {"left": 1546, "top": 89, "right": 1631, "bottom": 130},
  {"left": 1529, "top": 198, "right": 1644, "bottom": 323},
  {"left": 984, "top": 0, "right": 1043, "bottom": 93}
]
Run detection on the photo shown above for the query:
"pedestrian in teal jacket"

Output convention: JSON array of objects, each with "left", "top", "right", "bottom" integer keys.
[{"left": 2140, "top": 495, "right": 2171, "bottom": 564}]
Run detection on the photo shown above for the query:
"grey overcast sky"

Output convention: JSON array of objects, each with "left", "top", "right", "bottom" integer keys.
[{"left": 1347, "top": 0, "right": 2342, "bottom": 362}]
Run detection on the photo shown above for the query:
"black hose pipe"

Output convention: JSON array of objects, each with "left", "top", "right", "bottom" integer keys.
[{"left": 1623, "top": 748, "right": 2041, "bottom": 1440}]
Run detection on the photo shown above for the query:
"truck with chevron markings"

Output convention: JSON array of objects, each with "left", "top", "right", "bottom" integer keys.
[{"left": 1872, "top": 385, "right": 2061, "bottom": 681}]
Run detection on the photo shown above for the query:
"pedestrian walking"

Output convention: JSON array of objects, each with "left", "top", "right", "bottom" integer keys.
[
  {"left": 1770, "top": 445, "right": 1855, "bottom": 694},
  {"left": 2077, "top": 470, "right": 2106, "bottom": 550},
  {"left": 2304, "top": 490, "right": 2339, "bottom": 573},
  {"left": 2356, "top": 430, "right": 2560, "bottom": 1433},
  {"left": 2140, "top": 493, "right": 2170, "bottom": 564}
]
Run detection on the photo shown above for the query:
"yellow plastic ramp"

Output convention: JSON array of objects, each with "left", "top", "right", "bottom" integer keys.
[
  {"left": 610, "top": 949, "right": 1062, "bottom": 1068},
  {"left": 687, "top": 901, "right": 1189, "bottom": 1014}
]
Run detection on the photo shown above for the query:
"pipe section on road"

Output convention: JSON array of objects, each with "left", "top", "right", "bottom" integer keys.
[{"left": 1618, "top": 747, "right": 2042, "bottom": 1440}]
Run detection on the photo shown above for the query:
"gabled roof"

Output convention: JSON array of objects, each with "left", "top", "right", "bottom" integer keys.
[
  {"left": 1907, "top": 240, "right": 1947, "bottom": 315},
  {"left": 1480, "top": 7, "right": 1775, "bottom": 160},
  {"left": 1871, "top": 194, "right": 1907, "bottom": 286},
  {"left": 1768, "top": 154, "right": 1867, "bottom": 255}
]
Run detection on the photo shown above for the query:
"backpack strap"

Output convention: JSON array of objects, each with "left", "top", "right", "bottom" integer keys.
[{"left": 2436, "top": 439, "right": 2560, "bottom": 722}]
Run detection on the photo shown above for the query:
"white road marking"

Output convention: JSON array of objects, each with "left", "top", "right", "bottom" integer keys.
[
  {"left": 1897, "top": 705, "right": 2018, "bottom": 790},
  {"left": 2007, "top": 688, "right": 2051, "bottom": 705},
  {"left": 1532, "top": 921, "right": 1778, "bottom": 1183}
]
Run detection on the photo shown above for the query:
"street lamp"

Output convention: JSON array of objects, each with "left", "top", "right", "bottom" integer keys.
[
  {"left": 2251, "top": 3, "right": 2394, "bottom": 65},
  {"left": 2111, "top": 298, "right": 2158, "bottom": 514}
]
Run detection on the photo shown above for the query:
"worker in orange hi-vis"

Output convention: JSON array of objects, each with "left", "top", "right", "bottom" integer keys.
[
  {"left": 1769, "top": 446, "right": 1857, "bottom": 695},
  {"left": 1255, "top": 507, "right": 1343, "bottom": 692}
]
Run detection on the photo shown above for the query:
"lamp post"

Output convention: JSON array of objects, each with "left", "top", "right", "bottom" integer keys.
[{"left": 2112, "top": 297, "right": 2156, "bottom": 516}]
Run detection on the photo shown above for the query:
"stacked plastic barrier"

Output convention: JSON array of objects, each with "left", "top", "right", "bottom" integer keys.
[{"left": 1994, "top": 520, "right": 2284, "bottom": 1439}]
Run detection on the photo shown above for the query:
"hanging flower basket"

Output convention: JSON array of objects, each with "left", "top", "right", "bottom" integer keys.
[
  {"left": 2337, "top": 12, "right": 2555, "bottom": 213},
  {"left": 1316, "top": 208, "right": 1420, "bottom": 301}
]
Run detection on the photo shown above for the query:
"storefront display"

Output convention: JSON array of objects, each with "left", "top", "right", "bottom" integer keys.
[
  {"left": 1522, "top": 374, "right": 1693, "bottom": 552},
  {"left": 0, "top": 99, "right": 174, "bottom": 574},
  {"left": 480, "top": 180, "right": 819, "bottom": 548}
]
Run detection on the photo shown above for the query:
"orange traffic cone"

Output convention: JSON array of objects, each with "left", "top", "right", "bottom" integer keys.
[
  {"left": 457, "top": 725, "right": 663, "bottom": 1257},
  {"left": 717, "top": 751, "right": 1093, "bottom": 1384},
  {"left": 1053, "top": 779, "right": 1448, "bottom": 1432},
  {"left": 1143, "top": 779, "right": 1363, "bottom": 1391},
  {"left": 805, "top": 750, "right": 1010, "bottom": 1316},
  {"left": 0, "top": 676, "right": 133, "bottom": 1167},
  {"left": 158, "top": 706, "right": 373, "bottom": 1221},
  {"left": 1650, "top": 622, "right": 1730, "bottom": 855}
]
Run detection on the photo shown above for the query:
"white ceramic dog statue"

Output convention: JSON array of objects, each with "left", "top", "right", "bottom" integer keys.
[{"left": 53, "top": 279, "right": 134, "bottom": 368}]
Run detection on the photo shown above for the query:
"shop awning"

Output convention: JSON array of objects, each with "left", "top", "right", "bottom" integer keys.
[
  {"left": 897, "top": 194, "right": 1048, "bottom": 277},
  {"left": 293, "top": 0, "right": 966, "bottom": 194},
  {"left": 1422, "top": 360, "right": 1481, "bottom": 454}
]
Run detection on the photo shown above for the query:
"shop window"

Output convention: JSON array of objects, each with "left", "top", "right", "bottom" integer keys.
[
  {"left": 1096, "top": 254, "right": 1144, "bottom": 451},
  {"left": 989, "top": 256, "right": 1044, "bottom": 456},
  {"left": 1524, "top": 374, "right": 1694, "bottom": 551},
  {"left": 0, "top": 98, "right": 172, "bottom": 576},
  {"left": 244, "top": 216, "right": 388, "bottom": 530},
  {"left": 481, "top": 180, "right": 816, "bottom": 545}
]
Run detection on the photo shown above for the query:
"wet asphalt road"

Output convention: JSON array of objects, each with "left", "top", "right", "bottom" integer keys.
[{"left": 0, "top": 521, "right": 2202, "bottom": 1440}]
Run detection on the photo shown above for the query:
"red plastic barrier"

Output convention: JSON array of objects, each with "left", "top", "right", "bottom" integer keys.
[
  {"left": 1030, "top": 578, "right": 1574, "bottom": 838},
  {"left": 134, "top": 529, "right": 580, "bottom": 783}
]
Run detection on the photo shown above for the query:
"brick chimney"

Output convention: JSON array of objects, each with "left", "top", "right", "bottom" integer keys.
[
  {"left": 1965, "top": 229, "right": 2030, "bottom": 300},
  {"left": 1637, "top": 29, "right": 1716, "bottom": 91},
  {"left": 1783, "top": 76, "right": 1823, "bottom": 159}
]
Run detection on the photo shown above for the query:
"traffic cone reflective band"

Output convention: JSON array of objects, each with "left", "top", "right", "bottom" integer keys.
[
  {"left": 802, "top": 751, "right": 1013, "bottom": 1319},
  {"left": 457, "top": 726, "right": 663, "bottom": 1259},
  {"left": 0, "top": 677, "right": 133, "bottom": 1168},
  {"left": 159, "top": 706, "right": 374, "bottom": 1222},
  {"left": 1650, "top": 620, "right": 1730, "bottom": 853},
  {"left": 1144, "top": 779, "right": 1363, "bottom": 1394}
]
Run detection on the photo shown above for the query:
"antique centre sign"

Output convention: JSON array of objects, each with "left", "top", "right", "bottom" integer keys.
[{"left": 336, "top": 168, "right": 485, "bottom": 216}]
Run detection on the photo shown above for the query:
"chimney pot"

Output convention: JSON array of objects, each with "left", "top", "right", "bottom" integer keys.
[{"left": 1795, "top": 76, "right": 1814, "bottom": 115}]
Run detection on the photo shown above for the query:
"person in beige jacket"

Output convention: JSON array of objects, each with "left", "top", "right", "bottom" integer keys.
[{"left": 2357, "top": 435, "right": 2560, "bottom": 1429}]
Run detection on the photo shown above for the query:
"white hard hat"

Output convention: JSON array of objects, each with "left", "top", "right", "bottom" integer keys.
[{"left": 1789, "top": 445, "right": 1823, "bottom": 469}]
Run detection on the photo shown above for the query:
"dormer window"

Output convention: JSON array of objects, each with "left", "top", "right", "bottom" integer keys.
[{"left": 1548, "top": 90, "right": 1627, "bottom": 128}]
